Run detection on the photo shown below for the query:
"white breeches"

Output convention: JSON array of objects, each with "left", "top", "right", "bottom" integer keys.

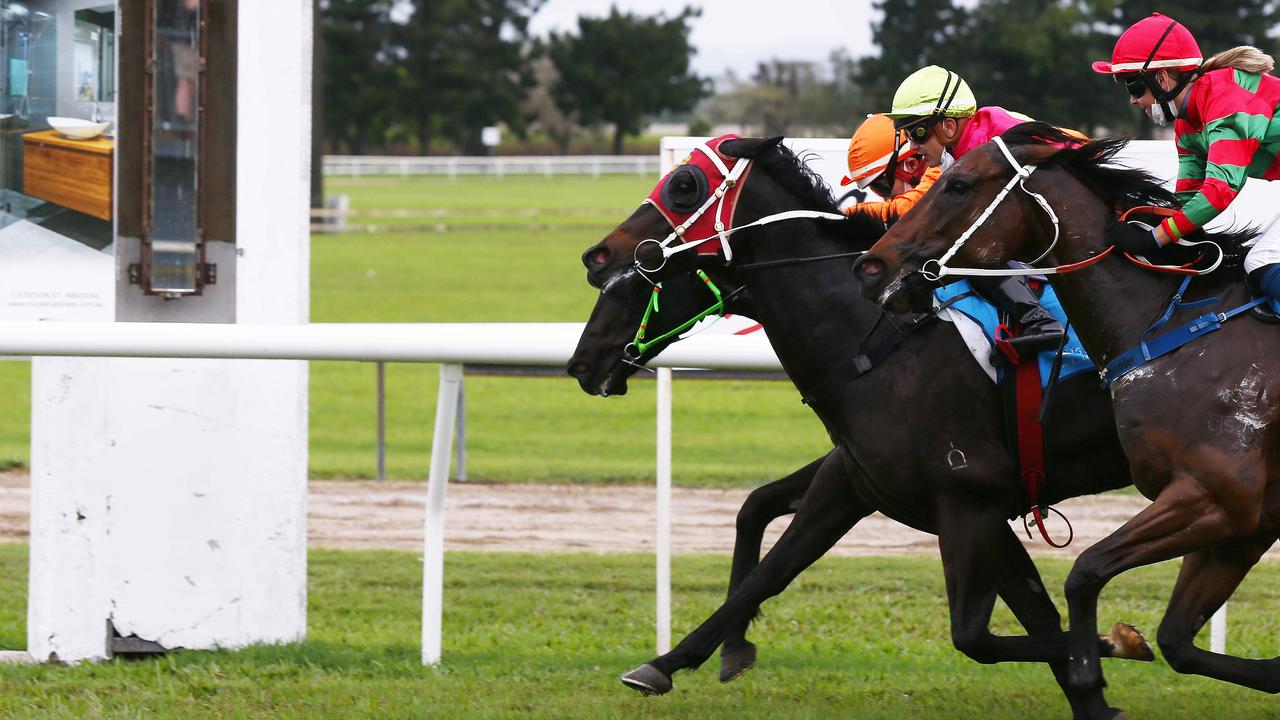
[{"left": 1245, "top": 213, "right": 1280, "bottom": 273}]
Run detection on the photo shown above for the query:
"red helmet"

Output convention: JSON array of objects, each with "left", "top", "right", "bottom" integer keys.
[{"left": 1092, "top": 13, "right": 1202, "bottom": 75}]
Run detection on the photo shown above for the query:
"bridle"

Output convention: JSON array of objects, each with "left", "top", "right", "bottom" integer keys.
[
  {"left": 634, "top": 143, "right": 847, "bottom": 278},
  {"left": 623, "top": 143, "right": 854, "bottom": 361},
  {"left": 919, "top": 136, "right": 1065, "bottom": 282},
  {"left": 916, "top": 136, "right": 1222, "bottom": 282}
]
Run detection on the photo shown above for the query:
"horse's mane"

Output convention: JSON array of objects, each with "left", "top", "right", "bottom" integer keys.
[
  {"left": 753, "top": 142, "right": 886, "bottom": 248},
  {"left": 1000, "top": 122, "right": 1257, "bottom": 269}
]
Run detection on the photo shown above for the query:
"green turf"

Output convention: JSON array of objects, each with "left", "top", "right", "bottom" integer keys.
[
  {"left": 0, "top": 362, "right": 29, "bottom": 472},
  {"left": 1, "top": 544, "right": 1278, "bottom": 718}
]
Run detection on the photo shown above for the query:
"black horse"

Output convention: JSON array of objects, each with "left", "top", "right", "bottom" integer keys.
[
  {"left": 856, "top": 124, "right": 1280, "bottom": 718},
  {"left": 569, "top": 136, "right": 1146, "bottom": 719}
]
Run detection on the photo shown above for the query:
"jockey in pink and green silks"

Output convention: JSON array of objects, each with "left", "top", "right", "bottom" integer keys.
[{"left": 1094, "top": 13, "right": 1280, "bottom": 305}]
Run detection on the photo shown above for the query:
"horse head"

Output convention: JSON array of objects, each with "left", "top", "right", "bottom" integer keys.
[
  {"left": 854, "top": 123, "right": 1113, "bottom": 312},
  {"left": 568, "top": 136, "right": 790, "bottom": 396}
]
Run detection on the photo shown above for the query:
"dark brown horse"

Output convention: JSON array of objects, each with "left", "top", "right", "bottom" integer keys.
[
  {"left": 570, "top": 136, "right": 1149, "bottom": 719},
  {"left": 855, "top": 123, "right": 1280, "bottom": 718}
]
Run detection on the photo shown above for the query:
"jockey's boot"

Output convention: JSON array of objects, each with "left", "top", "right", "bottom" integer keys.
[
  {"left": 971, "top": 275, "right": 1065, "bottom": 357},
  {"left": 1249, "top": 263, "right": 1280, "bottom": 320}
]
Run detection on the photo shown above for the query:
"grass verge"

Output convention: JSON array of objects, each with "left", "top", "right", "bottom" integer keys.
[{"left": 1, "top": 544, "right": 1278, "bottom": 719}]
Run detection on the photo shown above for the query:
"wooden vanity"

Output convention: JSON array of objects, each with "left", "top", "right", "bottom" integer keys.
[{"left": 22, "top": 129, "right": 114, "bottom": 221}]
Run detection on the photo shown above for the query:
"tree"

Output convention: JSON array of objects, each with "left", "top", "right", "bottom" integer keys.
[
  {"left": 857, "top": 0, "right": 969, "bottom": 113},
  {"left": 521, "top": 53, "right": 580, "bottom": 154},
  {"left": 548, "top": 7, "right": 708, "bottom": 155},
  {"left": 396, "top": 0, "right": 544, "bottom": 154},
  {"left": 320, "top": 0, "right": 396, "bottom": 155},
  {"left": 704, "top": 52, "right": 867, "bottom": 137},
  {"left": 945, "top": 0, "right": 1106, "bottom": 135}
]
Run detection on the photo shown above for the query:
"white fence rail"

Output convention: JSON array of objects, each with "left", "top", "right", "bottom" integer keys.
[{"left": 323, "top": 155, "right": 661, "bottom": 179}]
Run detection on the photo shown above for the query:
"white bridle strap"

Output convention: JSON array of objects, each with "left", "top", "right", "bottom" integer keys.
[
  {"left": 641, "top": 142, "right": 845, "bottom": 272},
  {"left": 922, "top": 135, "right": 1062, "bottom": 281},
  {"left": 662, "top": 209, "right": 848, "bottom": 259},
  {"left": 697, "top": 142, "right": 731, "bottom": 177}
]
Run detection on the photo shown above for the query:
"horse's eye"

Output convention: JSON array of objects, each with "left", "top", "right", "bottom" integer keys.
[{"left": 945, "top": 178, "right": 972, "bottom": 194}]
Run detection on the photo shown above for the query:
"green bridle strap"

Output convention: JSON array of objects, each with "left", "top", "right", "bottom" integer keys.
[{"left": 631, "top": 269, "right": 726, "bottom": 356}]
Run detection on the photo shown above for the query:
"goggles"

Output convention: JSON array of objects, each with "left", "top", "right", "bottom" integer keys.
[
  {"left": 1117, "top": 73, "right": 1148, "bottom": 98},
  {"left": 894, "top": 116, "right": 937, "bottom": 145}
]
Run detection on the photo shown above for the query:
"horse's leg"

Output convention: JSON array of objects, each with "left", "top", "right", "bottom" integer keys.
[
  {"left": 992, "top": 525, "right": 1126, "bottom": 720},
  {"left": 937, "top": 499, "right": 1151, "bottom": 719},
  {"left": 1064, "top": 472, "right": 1254, "bottom": 694},
  {"left": 720, "top": 455, "right": 824, "bottom": 683},
  {"left": 621, "top": 453, "right": 871, "bottom": 695},
  {"left": 1155, "top": 536, "right": 1280, "bottom": 692}
]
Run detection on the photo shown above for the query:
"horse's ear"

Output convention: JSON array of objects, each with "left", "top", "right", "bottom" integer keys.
[
  {"left": 1016, "top": 143, "right": 1063, "bottom": 166},
  {"left": 720, "top": 136, "right": 784, "bottom": 159}
]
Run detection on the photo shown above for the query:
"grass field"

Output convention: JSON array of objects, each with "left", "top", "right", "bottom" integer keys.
[
  {"left": 0, "top": 174, "right": 831, "bottom": 485},
  {"left": 1, "top": 544, "right": 1278, "bottom": 719}
]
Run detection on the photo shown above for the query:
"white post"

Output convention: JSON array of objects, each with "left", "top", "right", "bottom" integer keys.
[
  {"left": 422, "top": 363, "right": 463, "bottom": 665},
  {"left": 1211, "top": 603, "right": 1226, "bottom": 654},
  {"left": 656, "top": 368, "right": 673, "bottom": 654}
]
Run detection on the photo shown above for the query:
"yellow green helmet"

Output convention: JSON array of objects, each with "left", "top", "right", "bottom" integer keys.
[{"left": 886, "top": 65, "right": 977, "bottom": 119}]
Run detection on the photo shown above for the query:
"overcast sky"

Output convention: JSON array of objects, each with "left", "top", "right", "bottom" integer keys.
[{"left": 526, "top": 0, "right": 881, "bottom": 79}]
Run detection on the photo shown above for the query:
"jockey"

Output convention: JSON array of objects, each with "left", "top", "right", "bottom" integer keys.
[
  {"left": 840, "top": 113, "right": 941, "bottom": 224},
  {"left": 884, "top": 65, "right": 1067, "bottom": 355},
  {"left": 1093, "top": 13, "right": 1280, "bottom": 307}
]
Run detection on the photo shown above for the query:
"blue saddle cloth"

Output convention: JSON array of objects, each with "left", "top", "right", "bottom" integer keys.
[{"left": 935, "top": 280, "right": 1094, "bottom": 387}]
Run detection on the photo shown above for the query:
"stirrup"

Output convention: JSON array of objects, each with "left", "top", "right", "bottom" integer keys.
[{"left": 1251, "top": 298, "right": 1280, "bottom": 324}]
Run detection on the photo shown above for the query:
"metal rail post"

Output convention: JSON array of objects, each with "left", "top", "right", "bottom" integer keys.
[
  {"left": 422, "top": 363, "right": 463, "bottom": 665},
  {"left": 376, "top": 362, "right": 386, "bottom": 481},
  {"left": 656, "top": 368, "right": 672, "bottom": 654},
  {"left": 1211, "top": 604, "right": 1226, "bottom": 654},
  {"left": 454, "top": 375, "right": 467, "bottom": 481}
]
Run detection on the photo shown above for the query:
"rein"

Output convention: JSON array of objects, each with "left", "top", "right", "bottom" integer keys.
[
  {"left": 625, "top": 269, "right": 728, "bottom": 360},
  {"left": 735, "top": 250, "right": 866, "bottom": 273}
]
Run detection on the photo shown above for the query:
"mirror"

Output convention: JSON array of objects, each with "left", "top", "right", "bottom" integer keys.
[
  {"left": 74, "top": 7, "right": 114, "bottom": 104},
  {"left": 148, "top": 0, "right": 199, "bottom": 295}
]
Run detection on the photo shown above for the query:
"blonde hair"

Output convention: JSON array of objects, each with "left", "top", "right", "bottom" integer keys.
[{"left": 1200, "top": 46, "right": 1275, "bottom": 75}]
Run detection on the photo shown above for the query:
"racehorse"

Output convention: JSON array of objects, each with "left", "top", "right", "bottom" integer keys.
[
  {"left": 569, "top": 135, "right": 1148, "bottom": 719},
  {"left": 854, "top": 123, "right": 1280, "bottom": 718}
]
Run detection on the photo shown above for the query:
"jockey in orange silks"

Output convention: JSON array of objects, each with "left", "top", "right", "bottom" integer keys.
[{"left": 841, "top": 113, "right": 941, "bottom": 224}]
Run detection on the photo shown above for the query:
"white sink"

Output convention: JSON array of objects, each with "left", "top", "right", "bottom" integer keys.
[{"left": 47, "top": 116, "right": 110, "bottom": 140}]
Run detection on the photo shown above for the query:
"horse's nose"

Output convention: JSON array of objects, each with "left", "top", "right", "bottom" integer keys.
[
  {"left": 582, "top": 245, "right": 611, "bottom": 271},
  {"left": 567, "top": 359, "right": 590, "bottom": 379},
  {"left": 853, "top": 254, "right": 887, "bottom": 288}
]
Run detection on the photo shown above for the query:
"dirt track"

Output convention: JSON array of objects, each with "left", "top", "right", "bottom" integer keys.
[{"left": 0, "top": 470, "right": 1187, "bottom": 558}]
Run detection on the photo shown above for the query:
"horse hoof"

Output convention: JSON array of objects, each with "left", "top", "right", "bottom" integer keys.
[
  {"left": 620, "top": 664, "right": 673, "bottom": 696},
  {"left": 1103, "top": 622, "right": 1154, "bottom": 661},
  {"left": 719, "top": 642, "right": 757, "bottom": 683},
  {"left": 1104, "top": 709, "right": 1127, "bottom": 720}
]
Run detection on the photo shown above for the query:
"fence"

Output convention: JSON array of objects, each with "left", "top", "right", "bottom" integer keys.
[
  {"left": 323, "top": 155, "right": 661, "bottom": 179},
  {"left": 0, "top": 313, "right": 1234, "bottom": 662},
  {"left": 0, "top": 320, "right": 782, "bottom": 665}
]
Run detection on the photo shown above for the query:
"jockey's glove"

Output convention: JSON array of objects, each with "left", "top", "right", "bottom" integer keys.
[{"left": 1105, "top": 220, "right": 1162, "bottom": 255}]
